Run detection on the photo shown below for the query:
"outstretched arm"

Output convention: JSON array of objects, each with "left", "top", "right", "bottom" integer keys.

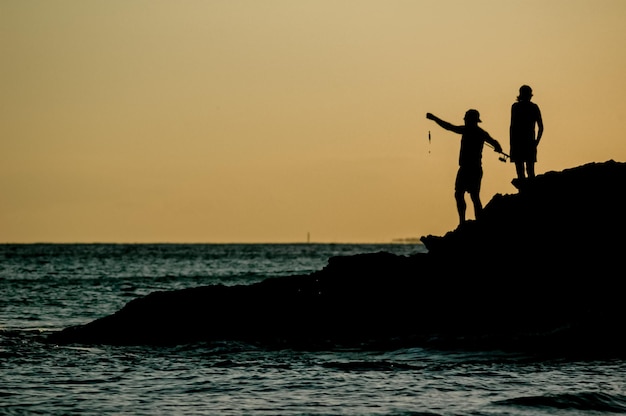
[{"left": 426, "top": 113, "right": 463, "bottom": 134}]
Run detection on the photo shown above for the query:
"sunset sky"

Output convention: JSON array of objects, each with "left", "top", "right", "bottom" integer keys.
[{"left": 2, "top": 0, "right": 626, "bottom": 243}]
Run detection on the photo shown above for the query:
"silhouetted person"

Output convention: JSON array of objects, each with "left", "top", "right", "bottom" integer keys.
[
  {"left": 510, "top": 85, "right": 543, "bottom": 182},
  {"left": 426, "top": 110, "right": 503, "bottom": 225}
]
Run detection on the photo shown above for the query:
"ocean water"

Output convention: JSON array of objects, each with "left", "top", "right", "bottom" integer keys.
[{"left": 2, "top": 243, "right": 626, "bottom": 416}]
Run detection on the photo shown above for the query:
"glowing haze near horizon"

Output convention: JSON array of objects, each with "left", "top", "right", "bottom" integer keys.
[{"left": 2, "top": 1, "right": 625, "bottom": 243}]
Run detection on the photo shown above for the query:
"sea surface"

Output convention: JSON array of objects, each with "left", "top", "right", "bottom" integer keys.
[{"left": 2, "top": 243, "right": 626, "bottom": 415}]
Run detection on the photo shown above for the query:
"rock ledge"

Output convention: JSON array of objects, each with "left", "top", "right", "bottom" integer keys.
[{"left": 47, "top": 160, "right": 626, "bottom": 356}]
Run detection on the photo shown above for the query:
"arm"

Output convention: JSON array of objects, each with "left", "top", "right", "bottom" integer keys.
[
  {"left": 509, "top": 104, "right": 515, "bottom": 142},
  {"left": 535, "top": 106, "right": 544, "bottom": 145},
  {"left": 485, "top": 135, "right": 503, "bottom": 154},
  {"left": 426, "top": 113, "right": 463, "bottom": 134}
]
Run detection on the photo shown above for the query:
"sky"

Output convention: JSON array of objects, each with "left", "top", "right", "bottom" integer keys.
[{"left": 2, "top": 0, "right": 626, "bottom": 243}]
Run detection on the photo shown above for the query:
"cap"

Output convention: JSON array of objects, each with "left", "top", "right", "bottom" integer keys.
[
  {"left": 518, "top": 85, "right": 533, "bottom": 100},
  {"left": 465, "top": 109, "right": 482, "bottom": 123}
]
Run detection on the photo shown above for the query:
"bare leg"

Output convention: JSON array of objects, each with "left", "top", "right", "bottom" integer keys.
[
  {"left": 470, "top": 191, "right": 483, "bottom": 220},
  {"left": 515, "top": 161, "right": 526, "bottom": 180},
  {"left": 455, "top": 190, "right": 466, "bottom": 224},
  {"left": 527, "top": 162, "right": 535, "bottom": 179}
]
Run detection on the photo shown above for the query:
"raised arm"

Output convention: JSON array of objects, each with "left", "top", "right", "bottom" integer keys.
[{"left": 426, "top": 113, "right": 463, "bottom": 134}]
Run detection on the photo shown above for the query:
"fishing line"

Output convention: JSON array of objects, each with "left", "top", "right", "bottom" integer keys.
[{"left": 428, "top": 131, "right": 431, "bottom": 154}]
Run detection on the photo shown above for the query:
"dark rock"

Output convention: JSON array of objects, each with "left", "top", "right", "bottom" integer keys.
[{"left": 47, "top": 160, "right": 626, "bottom": 356}]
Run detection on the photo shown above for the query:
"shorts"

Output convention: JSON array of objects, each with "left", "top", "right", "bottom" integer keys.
[
  {"left": 455, "top": 165, "right": 482, "bottom": 193},
  {"left": 510, "top": 137, "right": 537, "bottom": 163}
]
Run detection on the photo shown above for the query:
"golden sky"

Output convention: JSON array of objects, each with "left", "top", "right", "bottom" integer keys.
[{"left": 2, "top": 0, "right": 626, "bottom": 243}]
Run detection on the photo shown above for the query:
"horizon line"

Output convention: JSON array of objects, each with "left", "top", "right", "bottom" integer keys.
[{"left": 0, "top": 240, "right": 425, "bottom": 245}]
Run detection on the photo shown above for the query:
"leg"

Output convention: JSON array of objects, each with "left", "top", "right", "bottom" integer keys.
[
  {"left": 526, "top": 162, "right": 535, "bottom": 179},
  {"left": 515, "top": 161, "right": 526, "bottom": 180},
  {"left": 470, "top": 190, "right": 483, "bottom": 220},
  {"left": 455, "top": 189, "right": 466, "bottom": 224}
]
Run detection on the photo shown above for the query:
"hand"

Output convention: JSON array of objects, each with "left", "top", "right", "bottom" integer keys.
[
  {"left": 494, "top": 143, "right": 503, "bottom": 153},
  {"left": 426, "top": 113, "right": 434, "bottom": 120}
]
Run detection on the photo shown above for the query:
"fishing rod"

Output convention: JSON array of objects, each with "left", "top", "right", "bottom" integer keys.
[{"left": 484, "top": 142, "right": 510, "bottom": 162}]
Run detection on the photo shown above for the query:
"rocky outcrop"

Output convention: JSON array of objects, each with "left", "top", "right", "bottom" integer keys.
[{"left": 47, "top": 160, "right": 626, "bottom": 356}]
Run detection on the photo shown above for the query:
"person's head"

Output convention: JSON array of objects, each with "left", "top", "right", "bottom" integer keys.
[
  {"left": 517, "top": 85, "right": 533, "bottom": 101},
  {"left": 464, "top": 109, "right": 481, "bottom": 125}
]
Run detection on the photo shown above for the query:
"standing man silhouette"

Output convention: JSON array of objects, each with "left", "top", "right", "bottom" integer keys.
[
  {"left": 510, "top": 85, "right": 543, "bottom": 182},
  {"left": 426, "top": 110, "right": 503, "bottom": 225}
]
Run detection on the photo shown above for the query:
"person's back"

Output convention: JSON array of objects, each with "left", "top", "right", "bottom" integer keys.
[
  {"left": 511, "top": 100, "right": 541, "bottom": 141},
  {"left": 510, "top": 85, "right": 543, "bottom": 181},
  {"left": 459, "top": 125, "right": 491, "bottom": 168}
]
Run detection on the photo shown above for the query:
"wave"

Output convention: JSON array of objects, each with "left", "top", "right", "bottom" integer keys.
[
  {"left": 497, "top": 391, "right": 626, "bottom": 413},
  {"left": 321, "top": 360, "right": 423, "bottom": 372}
]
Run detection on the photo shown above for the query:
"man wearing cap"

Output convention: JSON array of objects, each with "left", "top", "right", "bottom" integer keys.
[
  {"left": 426, "top": 110, "right": 503, "bottom": 225},
  {"left": 510, "top": 85, "right": 543, "bottom": 182}
]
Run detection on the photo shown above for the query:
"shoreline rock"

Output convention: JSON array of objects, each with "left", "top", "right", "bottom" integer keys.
[{"left": 47, "top": 160, "right": 626, "bottom": 356}]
